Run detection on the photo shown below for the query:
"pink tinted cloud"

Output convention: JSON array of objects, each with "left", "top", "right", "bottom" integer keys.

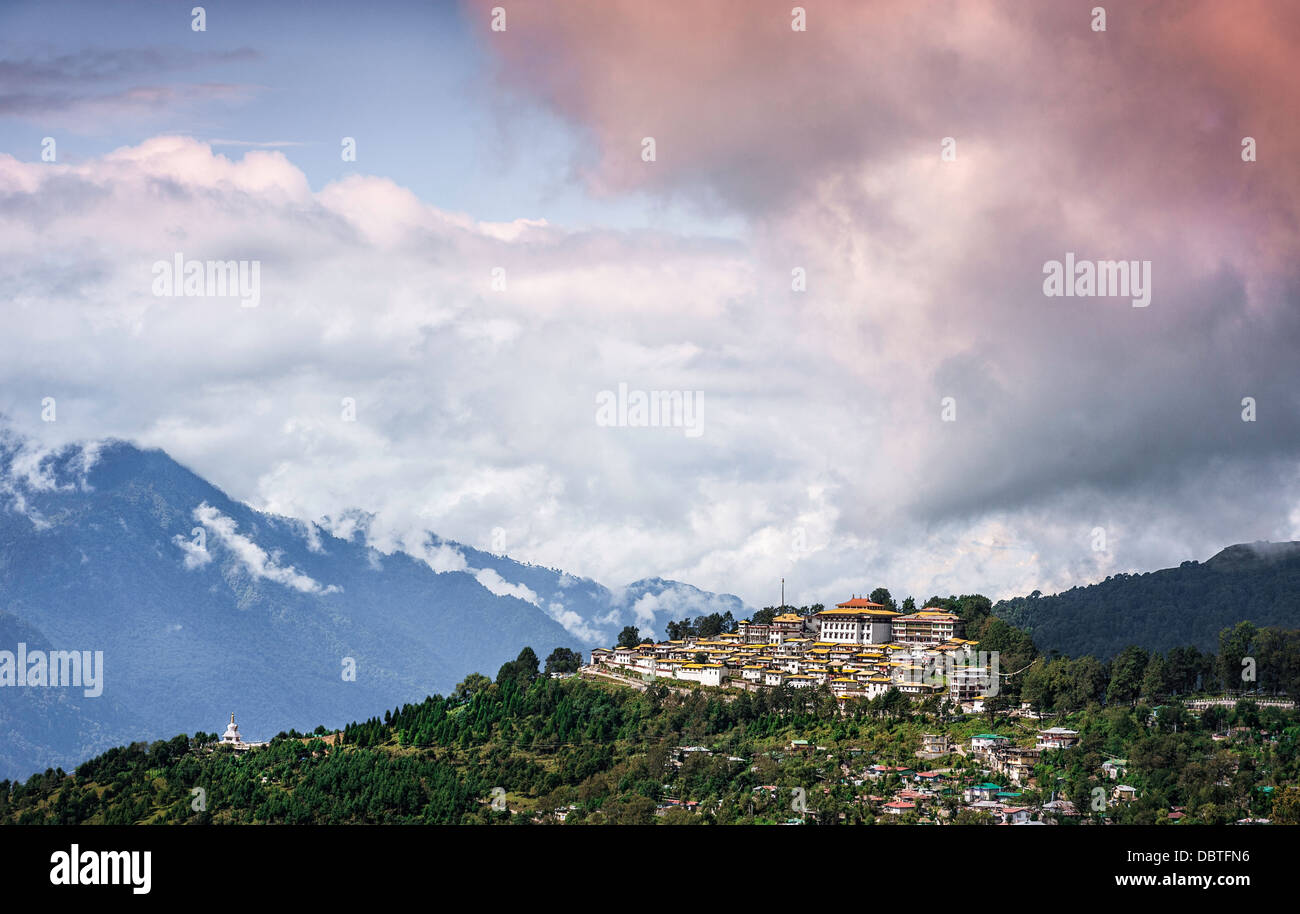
[{"left": 470, "top": 0, "right": 1300, "bottom": 258}]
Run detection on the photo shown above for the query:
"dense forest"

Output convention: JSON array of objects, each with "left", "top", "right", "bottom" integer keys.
[
  {"left": 996, "top": 542, "right": 1300, "bottom": 659},
  {"left": 6, "top": 605, "right": 1300, "bottom": 825}
]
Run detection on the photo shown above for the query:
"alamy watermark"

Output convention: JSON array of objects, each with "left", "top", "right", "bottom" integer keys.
[
  {"left": 0, "top": 643, "right": 103, "bottom": 697},
  {"left": 1042, "top": 253, "right": 1151, "bottom": 307},
  {"left": 50, "top": 845, "right": 150, "bottom": 894},
  {"left": 595, "top": 382, "right": 703, "bottom": 438},
  {"left": 152, "top": 253, "right": 261, "bottom": 308}
]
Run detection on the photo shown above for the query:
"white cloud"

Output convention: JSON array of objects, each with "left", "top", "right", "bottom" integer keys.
[
  {"left": 172, "top": 531, "right": 211, "bottom": 569},
  {"left": 189, "top": 502, "right": 340, "bottom": 595},
  {"left": 473, "top": 568, "right": 538, "bottom": 605},
  {"left": 545, "top": 602, "right": 604, "bottom": 643},
  {"left": 0, "top": 436, "right": 103, "bottom": 530},
  {"left": 0, "top": 135, "right": 1296, "bottom": 614}
]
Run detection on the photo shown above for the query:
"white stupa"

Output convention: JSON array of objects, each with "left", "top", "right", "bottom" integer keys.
[{"left": 220, "top": 712, "right": 244, "bottom": 746}]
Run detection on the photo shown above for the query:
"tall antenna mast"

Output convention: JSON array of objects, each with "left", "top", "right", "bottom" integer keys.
[{"left": 781, "top": 577, "right": 785, "bottom": 609}]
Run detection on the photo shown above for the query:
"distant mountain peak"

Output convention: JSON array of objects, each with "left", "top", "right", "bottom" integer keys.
[
  {"left": 1206, "top": 540, "right": 1300, "bottom": 569},
  {"left": 0, "top": 427, "right": 752, "bottom": 779}
]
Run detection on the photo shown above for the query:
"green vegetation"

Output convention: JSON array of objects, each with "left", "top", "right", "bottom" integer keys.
[
  {"left": 996, "top": 542, "right": 1300, "bottom": 659},
  {"left": 6, "top": 591, "right": 1300, "bottom": 826},
  {"left": 5, "top": 632, "right": 1300, "bottom": 825}
]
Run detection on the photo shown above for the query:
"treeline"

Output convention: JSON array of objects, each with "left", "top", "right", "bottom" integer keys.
[
  {"left": 7, "top": 649, "right": 1300, "bottom": 825},
  {"left": 6, "top": 587, "right": 1300, "bottom": 826},
  {"left": 0, "top": 733, "right": 489, "bottom": 825},
  {"left": 1020, "top": 621, "right": 1300, "bottom": 713},
  {"left": 994, "top": 543, "right": 1300, "bottom": 658},
  {"left": 0, "top": 644, "right": 979, "bottom": 825}
]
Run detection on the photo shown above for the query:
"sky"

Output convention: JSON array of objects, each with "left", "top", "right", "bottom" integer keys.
[{"left": 1, "top": 0, "right": 1299, "bottom": 613}]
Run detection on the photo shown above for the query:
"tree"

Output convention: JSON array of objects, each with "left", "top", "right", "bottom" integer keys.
[
  {"left": 617, "top": 626, "right": 642, "bottom": 649},
  {"left": 697, "top": 613, "right": 724, "bottom": 638},
  {"left": 869, "top": 588, "right": 896, "bottom": 611},
  {"left": 544, "top": 647, "right": 582, "bottom": 676},
  {"left": 1107, "top": 646, "right": 1150, "bottom": 707},
  {"left": 454, "top": 673, "right": 492, "bottom": 701},
  {"left": 514, "top": 646, "right": 540, "bottom": 680},
  {"left": 1141, "top": 654, "right": 1169, "bottom": 703},
  {"left": 496, "top": 646, "right": 541, "bottom": 687},
  {"left": 1062, "top": 656, "right": 1108, "bottom": 710},
  {"left": 1217, "top": 621, "right": 1259, "bottom": 692},
  {"left": 1272, "top": 787, "right": 1300, "bottom": 825}
]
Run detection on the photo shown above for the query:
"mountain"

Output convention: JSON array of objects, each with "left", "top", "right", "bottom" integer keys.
[
  {"left": 0, "top": 610, "right": 145, "bottom": 779},
  {"left": 994, "top": 542, "right": 1300, "bottom": 659},
  {"left": 447, "top": 537, "right": 750, "bottom": 645},
  {"left": 0, "top": 432, "right": 750, "bottom": 780}
]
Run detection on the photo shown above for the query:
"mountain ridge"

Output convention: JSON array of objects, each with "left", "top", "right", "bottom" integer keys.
[
  {"left": 994, "top": 540, "right": 1300, "bottom": 659},
  {"left": 0, "top": 431, "right": 750, "bottom": 779}
]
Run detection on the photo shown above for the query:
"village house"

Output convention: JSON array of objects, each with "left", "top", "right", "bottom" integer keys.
[
  {"left": 890, "top": 608, "right": 965, "bottom": 645},
  {"left": 1102, "top": 759, "right": 1128, "bottom": 780},
  {"left": 867, "top": 764, "right": 914, "bottom": 781},
  {"left": 883, "top": 800, "right": 916, "bottom": 816},
  {"left": 963, "top": 782, "right": 1003, "bottom": 803},
  {"left": 999, "top": 806, "right": 1032, "bottom": 825},
  {"left": 675, "top": 663, "right": 724, "bottom": 687},
  {"left": 920, "top": 733, "right": 951, "bottom": 754},
  {"left": 970, "top": 733, "right": 1010, "bottom": 753},
  {"left": 1036, "top": 727, "right": 1081, "bottom": 750},
  {"left": 914, "top": 770, "right": 947, "bottom": 788},
  {"left": 769, "top": 612, "right": 810, "bottom": 643},
  {"left": 1042, "top": 799, "right": 1080, "bottom": 821},
  {"left": 992, "top": 746, "right": 1042, "bottom": 786}
]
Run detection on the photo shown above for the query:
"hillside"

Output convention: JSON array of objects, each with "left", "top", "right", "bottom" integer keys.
[
  {"left": 995, "top": 542, "right": 1300, "bottom": 659},
  {"left": 0, "top": 432, "right": 749, "bottom": 780},
  {"left": 5, "top": 665, "right": 1299, "bottom": 826}
]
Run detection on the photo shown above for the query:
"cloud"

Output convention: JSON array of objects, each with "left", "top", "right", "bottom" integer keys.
[
  {"left": 0, "top": 433, "right": 102, "bottom": 530},
  {"left": 188, "top": 502, "right": 340, "bottom": 595},
  {"left": 172, "top": 530, "right": 212, "bottom": 569},
  {"left": 0, "top": 48, "right": 263, "bottom": 127},
  {"left": 473, "top": 567, "right": 538, "bottom": 605},
  {"left": 544, "top": 602, "right": 605, "bottom": 643},
  {"left": 470, "top": 0, "right": 1300, "bottom": 241},
  {"left": 2, "top": 21, "right": 1299, "bottom": 623}
]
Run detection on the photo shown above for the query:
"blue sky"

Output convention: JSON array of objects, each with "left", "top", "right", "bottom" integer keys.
[{"left": 0, "top": 0, "right": 739, "bottom": 235}]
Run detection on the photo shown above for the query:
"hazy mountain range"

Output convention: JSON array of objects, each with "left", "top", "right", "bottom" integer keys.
[
  {"left": 3, "top": 429, "right": 1297, "bottom": 781},
  {"left": 0, "top": 432, "right": 746, "bottom": 779}
]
